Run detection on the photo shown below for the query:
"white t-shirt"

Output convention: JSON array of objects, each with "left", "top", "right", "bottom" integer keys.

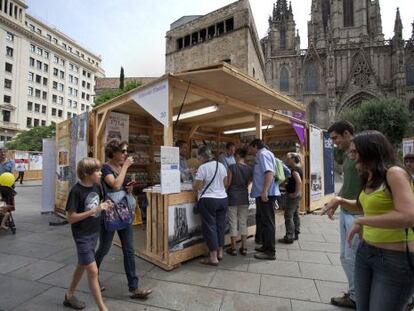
[{"left": 195, "top": 160, "right": 227, "bottom": 199}]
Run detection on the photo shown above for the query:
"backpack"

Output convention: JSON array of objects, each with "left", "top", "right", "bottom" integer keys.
[{"left": 274, "top": 158, "right": 286, "bottom": 183}]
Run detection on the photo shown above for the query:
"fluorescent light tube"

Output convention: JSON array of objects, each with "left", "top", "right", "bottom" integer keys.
[
  {"left": 223, "top": 125, "right": 274, "bottom": 135},
  {"left": 173, "top": 105, "right": 218, "bottom": 121}
]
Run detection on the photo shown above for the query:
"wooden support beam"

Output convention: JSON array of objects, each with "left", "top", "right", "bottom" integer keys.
[
  {"left": 170, "top": 77, "right": 291, "bottom": 124},
  {"left": 164, "top": 84, "right": 174, "bottom": 146},
  {"left": 189, "top": 125, "right": 199, "bottom": 139},
  {"left": 255, "top": 113, "right": 262, "bottom": 139},
  {"left": 97, "top": 110, "right": 109, "bottom": 139}
]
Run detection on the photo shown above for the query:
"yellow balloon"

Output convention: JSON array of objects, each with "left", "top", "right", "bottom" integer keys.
[{"left": 0, "top": 172, "right": 15, "bottom": 187}]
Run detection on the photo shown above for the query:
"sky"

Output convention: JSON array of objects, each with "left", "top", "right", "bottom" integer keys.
[{"left": 26, "top": 0, "right": 413, "bottom": 77}]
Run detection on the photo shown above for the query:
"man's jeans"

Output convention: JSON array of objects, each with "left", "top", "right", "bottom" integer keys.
[
  {"left": 355, "top": 241, "right": 414, "bottom": 310},
  {"left": 339, "top": 211, "right": 360, "bottom": 302},
  {"left": 95, "top": 223, "right": 139, "bottom": 290}
]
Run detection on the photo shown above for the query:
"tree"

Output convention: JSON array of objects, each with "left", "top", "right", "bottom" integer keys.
[
  {"left": 93, "top": 80, "right": 142, "bottom": 107},
  {"left": 119, "top": 66, "right": 125, "bottom": 90},
  {"left": 340, "top": 99, "right": 410, "bottom": 146},
  {"left": 6, "top": 124, "right": 56, "bottom": 151}
]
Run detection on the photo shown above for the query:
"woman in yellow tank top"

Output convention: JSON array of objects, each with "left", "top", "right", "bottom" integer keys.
[{"left": 325, "top": 130, "right": 414, "bottom": 311}]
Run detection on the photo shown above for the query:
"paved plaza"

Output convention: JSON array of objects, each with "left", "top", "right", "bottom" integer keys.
[{"left": 0, "top": 182, "right": 347, "bottom": 311}]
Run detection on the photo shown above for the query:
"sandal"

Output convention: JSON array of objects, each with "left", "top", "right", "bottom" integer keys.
[
  {"left": 200, "top": 258, "right": 219, "bottom": 266},
  {"left": 130, "top": 287, "right": 153, "bottom": 299},
  {"left": 239, "top": 247, "right": 247, "bottom": 256},
  {"left": 226, "top": 248, "right": 237, "bottom": 256}
]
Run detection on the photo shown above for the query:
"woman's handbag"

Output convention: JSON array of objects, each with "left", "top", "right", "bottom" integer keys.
[
  {"left": 193, "top": 161, "right": 219, "bottom": 214},
  {"left": 101, "top": 165, "right": 134, "bottom": 232}
]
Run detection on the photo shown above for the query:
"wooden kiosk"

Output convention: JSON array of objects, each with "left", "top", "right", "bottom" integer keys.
[{"left": 90, "top": 63, "right": 328, "bottom": 270}]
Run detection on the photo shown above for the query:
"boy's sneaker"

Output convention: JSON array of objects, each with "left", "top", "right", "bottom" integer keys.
[
  {"left": 330, "top": 293, "right": 356, "bottom": 309},
  {"left": 63, "top": 294, "right": 86, "bottom": 310}
]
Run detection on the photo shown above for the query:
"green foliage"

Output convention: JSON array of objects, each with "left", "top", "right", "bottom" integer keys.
[
  {"left": 119, "top": 66, "right": 125, "bottom": 90},
  {"left": 6, "top": 124, "right": 56, "bottom": 151},
  {"left": 340, "top": 99, "right": 410, "bottom": 146},
  {"left": 93, "top": 81, "right": 142, "bottom": 107}
]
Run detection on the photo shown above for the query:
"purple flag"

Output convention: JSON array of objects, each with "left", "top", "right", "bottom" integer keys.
[
  {"left": 293, "top": 111, "right": 305, "bottom": 120},
  {"left": 291, "top": 121, "right": 306, "bottom": 145}
]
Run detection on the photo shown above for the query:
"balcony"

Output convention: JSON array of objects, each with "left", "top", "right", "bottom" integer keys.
[{"left": 0, "top": 120, "right": 19, "bottom": 130}]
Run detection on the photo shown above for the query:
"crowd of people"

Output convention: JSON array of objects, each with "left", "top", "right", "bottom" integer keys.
[{"left": 64, "top": 119, "right": 414, "bottom": 310}]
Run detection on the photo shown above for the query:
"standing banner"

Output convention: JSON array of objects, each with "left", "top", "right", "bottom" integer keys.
[
  {"left": 105, "top": 112, "right": 129, "bottom": 143},
  {"left": 41, "top": 139, "right": 56, "bottom": 214},
  {"left": 323, "top": 131, "right": 335, "bottom": 195},
  {"left": 403, "top": 138, "right": 414, "bottom": 157},
  {"left": 55, "top": 120, "right": 71, "bottom": 216},
  {"left": 160, "top": 146, "right": 181, "bottom": 194},
  {"left": 309, "top": 126, "right": 323, "bottom": 201},
  {"left": 14, "top": 151, "right": 29, "bottom": 170},
  {"left": 29, "top": 153, "right": 42, "bottom": 170},
  {"left": 70, "top": 113, "right": 88, "bottom": 188}
]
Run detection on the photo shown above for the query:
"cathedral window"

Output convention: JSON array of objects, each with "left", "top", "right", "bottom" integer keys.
[
  {"left": 406, "top": 60, "right": 414, "bottom": 86},
  {"left": 322, "top": 0, "right": 331, "bottom": 31},
  {"left": 343, "top": 0, "right": 354, "bottom": 27},
  {"left": 217, "top": 22, "right": 224, "bottom": 35},
  {"left": 409, "top": 98, "right": 414, "bottom": 113},
  {"left": 304, "top": 63, "right": 319, "bottom": 92},
  {"left": 280, "top": 29, "right": 286, "bottom": 49},
  {"left": 225, "top": 18, "right": 234, "bottom": 32},
  {"left": 280, "top": 67, "right": 289, "bottom": 91},
  {"left": 309, "top": 101, "right": 318, "bottom": 124}
]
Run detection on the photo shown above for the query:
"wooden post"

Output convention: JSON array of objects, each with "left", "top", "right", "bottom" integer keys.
[
  {"left": 255, "top": 113, "right": 262, "bottom": 139},
  {"left": 164, "top": 81, "right": 174, "bottom": 146}
]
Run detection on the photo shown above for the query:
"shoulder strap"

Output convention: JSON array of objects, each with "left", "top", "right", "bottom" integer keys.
[{"left": 199, "top": 161, "right": 219, "bottom": 199}]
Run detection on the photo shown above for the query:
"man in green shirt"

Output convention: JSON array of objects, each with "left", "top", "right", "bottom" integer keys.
[{"left": 323, "top": 120, "right": 361, "bottom": 309}]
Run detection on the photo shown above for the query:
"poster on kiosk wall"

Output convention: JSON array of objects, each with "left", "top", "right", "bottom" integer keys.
[
  {"left": 105, "top": 112, "right": 129, "bottom": 143},
  {"left": 309, "top": 126, "right": 323, "bottom": 200}
]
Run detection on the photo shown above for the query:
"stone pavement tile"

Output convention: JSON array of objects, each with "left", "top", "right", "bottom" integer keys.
[
  {"left": 220, "top": 291, "right": 292, "bottom": 311},
  {"left": 16, "top": 231, "right": 74, "bottom": 247},
  {"left": 146, "top": 264, "right": 216, "bottom": 286},
  {"left": 104, "top": 274, "right": 224, "bottom": 311},
  {"left": 309, "top": 227, "right": 339, "bottom": 236},
  {"left": 327, "top": 253, "right": 341, "bottom": 266},
  {"left": 8, "top": 259, "right": 65, "bottom": 281},
  {"left": 0, "top": 274, "right": 50, "bottom": 310},
  {"left": 298, "top": 241, "right": 339, "bottom": 253},
  {"left": 291, "top": 300, "right": 348, "bottom": 311},
  {"left": 248, "top": 259, "right": 301, "bottom": 277},
  {"left": 0, "top": 239, "right": 68, "bottom": 259},
  {"left": 44, "top": 247, "right": 78, "bottom": 265},
  {"left": 275, "top": 240, "right": 301, "bottom": 250},
  {"left": 322, "top": 233, "right": 340, "bottom": 243},
  {"left": 0, "top": 253, "right": 38, "bottom": 274},
  {"left": 13, "top": 286, "right": 168, "bottom": 311},
  {"left": 299, "top": 262, "right": 347, "bottom": 283},
  {"left": 38, "top": 264, "right": 117, "bottom": 293},
  {"left": 296, "top": 233, "right": 327, "bottom": 243},
  {"left": 260, "top": 275, "right": 320, "bottom": 302},
  {"left": 99, "top": 254, "right": 154, "bottom": 276},
  {"left": 287, "top": 250, "right": 331, "bottom": 264},
  {"left": 209, "top": 269, "right": 261, "bottom": 294},
  {"left": 315, "top": 280, "right": 349, "bottom": 304},
  {"left": 214, "top": 254, "right": 251, "bottom": 272}
]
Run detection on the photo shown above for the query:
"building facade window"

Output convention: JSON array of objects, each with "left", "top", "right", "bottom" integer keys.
[
  {"left": 6, "top": 46, "right": 13, "bottom": 57},
  {"left": 42, "top": 105, "right": 46, "bottom": 114},
  {"left": 5, "top": 63, "right": 12, "bottom": 73},
  {"left": 29, "top": 57, "right": 35, "bottom": 67},
  {"left": 4, "top": 79, "right": 12, "bottom": 89},
  {"left": 343, "top": 0, "right": 354, "bottom": 27},
  {"left": 35, "top": 89, "right": 41, "bottom": 98},
  {"left": 27, "top": 102, "right": 33, "bottom": 111},
  {"left": 36, "top": 60, "right": 42, "bottom": 70},
  {"left": 28, "top": 72, "right": 34, "bottom": 81},
  {"left": 53, "top": 68, "right": 58, "bottom": 76},
  {"left": 34, "top": 118, "right": 39, "bottom": 127},
  {"left": 43, "top": 64, "right": 48, "bottom": 72},
  {"left": 2, "top": 110, "right": 11, "bottom": 122},
  {"left": 34, "top": 103, "right": 40, "bottom": 112},
  {"left": 6, "top": 32, "right": 14, "bottom": 42},
  {"left": 27, "top": 117, "right": 32, "bottom": 127},
  {"left": 52, "top": 95, "right": 57, "bottom": 103},
  {"left": 28, "top": 87, "right": 33, "bottom": 96},
  {"left": 304, "top": 62, "right": 319, "bottom": 92},
  {"left": 280, "top": 67, "right": 289, "bottom": 91},
  {"left": 30, "top": 44, "right": 35, "bottom": 52},
  {"left": 41, "top": 120, "right": 46, "bottom": 126},
  {"left": 42, "top": 91, "right": 47, "bottom": 100},
  {"left": 58, "top": 109, "right": 63, "bottom": 118},
  {"left": 51, "top": 108, "right": 56, "bottom": 116},
  {"left": 4, "top": 95, "right": 11, "bottom": 103}
]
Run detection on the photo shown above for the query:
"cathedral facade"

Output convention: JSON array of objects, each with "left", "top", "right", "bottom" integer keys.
[{"left": 261, "top": 0, "right": 414, "bottom": 128}]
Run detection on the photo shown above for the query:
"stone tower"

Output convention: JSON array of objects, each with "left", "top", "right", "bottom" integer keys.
[
  {"left": 308, "top": 0, "right": 384, "bottom": 49},
  {"left": 392, "top": 8, "right": 406, "bottom": 101}
]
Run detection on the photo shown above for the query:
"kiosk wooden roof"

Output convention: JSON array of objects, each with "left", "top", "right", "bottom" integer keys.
[{"left": 92, "top": 63, "right": 306, "bottom": 159}]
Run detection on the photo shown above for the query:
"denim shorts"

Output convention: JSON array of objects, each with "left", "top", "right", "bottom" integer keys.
[{"left": 74, "top": 233, "right": 99, "bottom": 266}]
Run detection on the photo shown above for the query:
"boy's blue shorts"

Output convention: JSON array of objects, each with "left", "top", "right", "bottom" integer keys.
[{"left": 73, "top": 233, "right": 99, "bottom": 266}]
